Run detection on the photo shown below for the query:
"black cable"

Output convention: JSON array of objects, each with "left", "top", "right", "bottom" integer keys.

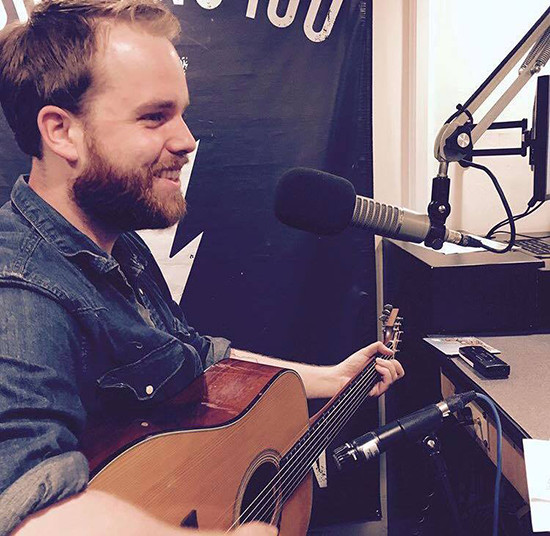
[
  {"left": 460, "top": 159, "right": 516, "bottom": 253},
  {"left": 486, "top": 200, "right": 544, "bottom": 239},
  {"left": 486, "top": 204, "right": 532, "bottom": 238}
]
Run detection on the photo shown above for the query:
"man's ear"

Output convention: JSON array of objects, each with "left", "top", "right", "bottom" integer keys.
[{"left": 36, "top": 105, "right": 84, "bottom": 163}]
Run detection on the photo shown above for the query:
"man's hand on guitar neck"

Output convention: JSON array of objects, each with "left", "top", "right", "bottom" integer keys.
[
  {"left": 331, "top": 341, "right": 404, "bottom": 398},
  {"left": 231, "top": 341, "right": 404, "bottom": 400}
]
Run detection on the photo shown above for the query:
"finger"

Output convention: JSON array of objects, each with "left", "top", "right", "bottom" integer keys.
[
  {"left": 375, "top": 362, "right": 395, "bottom": 384},
  {"left": 393, "top": 359, "right": 405, "bottom": 379},
  {"left": 364, "top": 341, "right": 394, "bottom": 359},
  {"left": 375, "top": 359, "right": 399, "bottom": 383},
  {"left": 379, "top": 357, "right": 405, "bottom": 380},
  {"left": 371, "top": 367, "right": 391, "bottom": 396},
  {"left": 377, "top": 341, "right": 394, "bottom": 356}
]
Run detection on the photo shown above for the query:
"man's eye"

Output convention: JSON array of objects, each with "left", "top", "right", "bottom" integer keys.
[{"left": 142, "top": 112, "right": 165, "bottom": 123}]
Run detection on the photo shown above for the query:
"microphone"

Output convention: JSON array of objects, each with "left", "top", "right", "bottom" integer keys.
[
  {"left": 274, "top": 168, "right": 483, "bottom": 248},
  {"left": 332, "top": 391, "right": 477, "bottom": 470}
]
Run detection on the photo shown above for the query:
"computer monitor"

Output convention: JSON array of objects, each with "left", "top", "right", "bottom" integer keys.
[{"left": 530, "top": 75, "right": 550, "bottom": 204}]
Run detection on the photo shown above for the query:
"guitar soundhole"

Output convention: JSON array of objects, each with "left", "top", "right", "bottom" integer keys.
[{"left": 239, "top": 461, "right": 280, "bottom": 525}]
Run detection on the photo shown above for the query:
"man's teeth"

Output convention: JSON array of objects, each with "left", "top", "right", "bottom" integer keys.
[{"left": 158, "top": 170, "right": 181, "bottom": 180}]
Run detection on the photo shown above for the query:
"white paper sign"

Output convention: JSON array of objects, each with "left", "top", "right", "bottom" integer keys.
[{"left": 523, "top": 439, "right": 550, "bottom": 532}]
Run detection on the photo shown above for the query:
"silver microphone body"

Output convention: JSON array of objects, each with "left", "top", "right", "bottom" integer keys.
[{"left": 352, "top": 196, "right": 478, "bottom": 247}]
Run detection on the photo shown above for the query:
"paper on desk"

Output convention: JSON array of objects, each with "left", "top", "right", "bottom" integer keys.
[
  {"left": 415, "top": 235, "right": 511, "bottom": 255},
  {"left": 424, "top": 336, "right": 500, "bottom": 355},
  {"left": 523, "top": 438, "right": 550, "bottom": 532}
]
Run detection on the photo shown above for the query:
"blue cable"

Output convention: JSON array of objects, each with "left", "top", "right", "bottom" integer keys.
[{"left": 475, "top": 393, "right": 503, "bottom": 536}]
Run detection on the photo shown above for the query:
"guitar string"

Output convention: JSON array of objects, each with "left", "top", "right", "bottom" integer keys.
[
  {"left": 231, "top": 343, "right": 397, "bottom": 528},
  {"left": 233, "top": 352, "right": 391, "bottom": 528}
]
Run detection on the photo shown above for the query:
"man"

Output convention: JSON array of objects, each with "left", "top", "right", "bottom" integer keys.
[{"left": 0, "top": 1, "right": 404, "bottom": 534}]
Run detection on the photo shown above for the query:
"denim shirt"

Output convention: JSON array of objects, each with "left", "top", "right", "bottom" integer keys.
[{"left": 0, "top": 176, "right": 231, "bottom": 534}]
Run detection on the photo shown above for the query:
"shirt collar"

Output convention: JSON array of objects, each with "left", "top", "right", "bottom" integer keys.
[{"left": 11, "top": 175, "right": 119, "bottom": 273}]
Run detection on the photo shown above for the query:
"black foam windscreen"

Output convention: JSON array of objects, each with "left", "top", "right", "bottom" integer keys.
[{"left": 274, "top": 167, "right": 357, "bottom": 235}]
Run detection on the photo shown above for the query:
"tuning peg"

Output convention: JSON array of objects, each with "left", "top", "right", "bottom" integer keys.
[{"left": 383, "top": 304, "right": 393, "bottom": 313}]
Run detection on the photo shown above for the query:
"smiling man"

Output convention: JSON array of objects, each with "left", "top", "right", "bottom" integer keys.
[{"left": 0, "top": 1, "right": 403, "bottom": 534}]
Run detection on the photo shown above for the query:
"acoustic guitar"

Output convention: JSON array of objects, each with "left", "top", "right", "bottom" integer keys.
[{"left": 81, "top": 305, "right": 403, "bottom": 534}]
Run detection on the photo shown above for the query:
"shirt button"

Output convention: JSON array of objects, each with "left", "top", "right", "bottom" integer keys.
[{"left": 145, "top": 385, "right": 154, "bottom": 395}]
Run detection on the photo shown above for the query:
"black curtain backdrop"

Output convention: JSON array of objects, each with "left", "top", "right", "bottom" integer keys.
[
  {"left": 171, "top": 0, "right": 379, "bottom": 526},
  {"left": 0, "top": 0, "right": 380, "bottom": 526},
  {"left": 0, "top": 1, "right": 33, "bottom": 199}
]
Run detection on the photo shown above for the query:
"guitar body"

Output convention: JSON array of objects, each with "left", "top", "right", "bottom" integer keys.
[
  {"left": 82, "top": 307, "right": 403, "bottom": 533},
  {"left": 82, "top": 359, "right": 312, "bottom": 533}
]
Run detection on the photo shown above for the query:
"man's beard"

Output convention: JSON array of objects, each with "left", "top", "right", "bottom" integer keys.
[{"left": 72, "top": 137, "right": 187, "bottom": 233}]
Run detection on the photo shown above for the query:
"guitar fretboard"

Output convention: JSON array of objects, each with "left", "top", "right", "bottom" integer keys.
[{"left": 279, "top": 349, "right": 394, "bottom": 501}]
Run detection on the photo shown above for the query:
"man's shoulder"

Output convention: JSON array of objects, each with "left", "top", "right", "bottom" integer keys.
[
  {"left": 0, "top": 199, "right": 37, "bottom": 270},
  {"left": 0, "top": 200, "right": 73, "bottom": 300}
]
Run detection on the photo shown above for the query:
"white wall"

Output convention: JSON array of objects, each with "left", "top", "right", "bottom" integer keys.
[
  {"left": 372, "top": 0, "right": 405, "bottom": 205},
  {"left": 374, "top": 0, "right": 550, "bottom": 236}
]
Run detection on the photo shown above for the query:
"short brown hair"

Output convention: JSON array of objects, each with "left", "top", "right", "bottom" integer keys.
[{"left": 0, "top": 0, "right": 181, "bottom": 158}]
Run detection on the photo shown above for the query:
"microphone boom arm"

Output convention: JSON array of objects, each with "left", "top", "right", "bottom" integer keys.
[
  {"left": 435, "top": 7, "right": 550, "bottom": 164},
  {"left": 426, "top": 7, "right": 550, "bottom": 249}
]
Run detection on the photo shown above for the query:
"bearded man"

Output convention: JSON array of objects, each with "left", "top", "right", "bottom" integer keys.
[{"left": 0, "top": 1, "right": 404, "bottom": 534}]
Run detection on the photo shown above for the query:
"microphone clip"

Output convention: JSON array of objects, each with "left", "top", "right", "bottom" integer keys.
[{"left": 425, "top": 173, "right": 452, "bottom": 249}]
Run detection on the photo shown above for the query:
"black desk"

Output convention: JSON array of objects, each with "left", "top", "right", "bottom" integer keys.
[{"left": 383, "top": 239, "right": 545, "bottom": 334}]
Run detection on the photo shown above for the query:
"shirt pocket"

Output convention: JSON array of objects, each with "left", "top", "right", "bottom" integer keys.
[{"left": 96, "top": 338, "right": 202, "bottom": 407}]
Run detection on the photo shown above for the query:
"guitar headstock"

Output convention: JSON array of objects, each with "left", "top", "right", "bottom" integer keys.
[{"left": 379, "top": 304, "right": 403, "bottom": 353}]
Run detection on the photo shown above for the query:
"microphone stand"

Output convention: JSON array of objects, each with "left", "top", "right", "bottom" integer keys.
[{"left": 418, "top": 433, "right": 463, "bottom": 536}]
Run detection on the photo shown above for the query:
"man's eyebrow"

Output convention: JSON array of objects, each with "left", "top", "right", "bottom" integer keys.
[{"left": 135, "top": 99, "right": 190, "bottom": 115}]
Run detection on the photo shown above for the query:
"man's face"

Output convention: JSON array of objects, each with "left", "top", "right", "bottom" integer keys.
[{"left": 72, "top": 24, "right": 196, "bottom": 232}]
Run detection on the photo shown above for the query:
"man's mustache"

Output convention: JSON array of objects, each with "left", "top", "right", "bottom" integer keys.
[{"left": 150, "top": 157, "right": 189, "bottom": 174}]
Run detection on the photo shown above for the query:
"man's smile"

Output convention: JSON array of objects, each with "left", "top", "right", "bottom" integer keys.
[{"left": 156, "top": 168, "right": 181, "bottom": 182}]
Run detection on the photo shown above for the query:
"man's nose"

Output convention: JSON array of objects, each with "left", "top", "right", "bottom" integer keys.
[{"left": 166, "top": 115, "right": 197, "bottom": 155}]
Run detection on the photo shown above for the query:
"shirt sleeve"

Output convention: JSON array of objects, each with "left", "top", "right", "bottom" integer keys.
[
  {"left": 176, "top": 312, "right": 231, "bottom": 369},
  {"left": 199, "top": 335, "right": 232, "bottom": 368},
  {"left": 0, "top": 287, "right": 88, "bottom": 534}
]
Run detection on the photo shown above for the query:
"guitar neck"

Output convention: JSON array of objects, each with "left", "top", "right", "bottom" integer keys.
[{"left": 279, "top": 351, "right": 393, "bottom": 501}]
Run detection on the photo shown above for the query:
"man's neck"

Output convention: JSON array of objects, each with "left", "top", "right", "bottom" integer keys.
[{"left": 28, "top": 167, "right": 119, "bottom": 255}]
